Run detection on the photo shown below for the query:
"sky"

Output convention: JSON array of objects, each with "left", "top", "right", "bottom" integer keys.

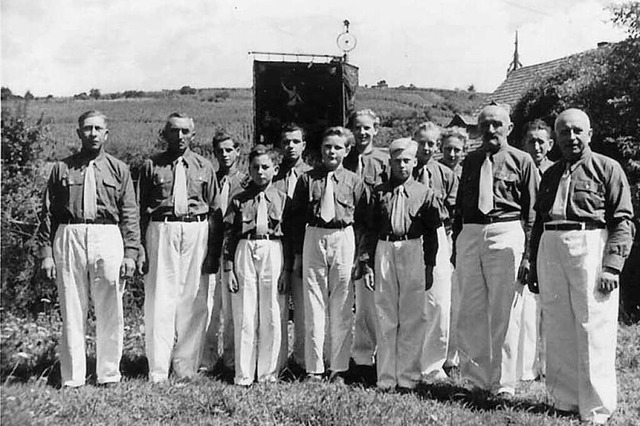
[{"left": 0, "top": 0, "right": 630, "bottom": 97}]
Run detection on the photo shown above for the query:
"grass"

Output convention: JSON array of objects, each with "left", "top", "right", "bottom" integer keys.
[{"left": 1, "top": 311, "right": 639, "bottom": 425}]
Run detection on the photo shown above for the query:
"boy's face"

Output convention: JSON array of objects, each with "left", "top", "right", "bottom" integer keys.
[
  {"left": 249, "top": 154, "right": 278, "bottom": 187},
  {"left": 321, "top": 135, "right": 350, "bottom": 170},
  {"left": 415, "top": 129, "right": 440, "bottom": 163},
  {"left": 390, "top": 149, "right": 417, "bottom": 182},
  {"left": 442, "top": 136, "right": 464, "bottom": 166},
  {"left": 524, "top": 129, "right": 553, "bottom": 165},
  {"left": 281, "top": 130, "right": 306, "bottom": 162},
  {"left": 214, "top": 139, "right": 239, "bottom": 170},
  {"left": 352, "top": 115, "right": 378, "bottom": 153}
]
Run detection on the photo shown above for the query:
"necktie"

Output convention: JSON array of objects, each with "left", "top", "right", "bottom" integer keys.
[
  {"left": 220, "top": 176, "right": 230, "bottom": 216},
  {"left": 478, "top": 152, "right": 493, "bottom": 214},
  {"left": 391, "top": 185, "right": 406, "bottom": 236},
  {"left": 320, "top": 171, "right": 336, "bottom": 223},
  {"left": 287, "top": 169, "right": 297, "bottom": 198},
  {"left": 550, "top": 164, "right": 571, "bottom": 220},
  {"left": 256, "top": 192, "right": 269, "bottom": 235},
  {"left": 173, "top": 157, "right": 189, "bottom": 216},
  {"left": 83, "top": 160, "right": 97, "bottom": 220},
  {"left": 355, "top": 155, "right": 364, "bottom": 178},
  {"left": 420, "top": 165, "right": 430, "bottom": 187}
]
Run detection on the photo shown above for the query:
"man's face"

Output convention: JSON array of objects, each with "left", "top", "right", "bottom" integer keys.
[
  {"left": 555, "top": 110, "right": 592, "bottom": 162},
  {"left": 249, "top": 154, "right": 278, "bottom": 187},
  {"left": 165, "top": 117, "right": 195, "bottom": 154},
  {"left": 77, "top": 115, "right": 108, "bottom": 153},
  {"left": 441, "top": 136, "right": 464, "bottom": 166},
  {"left": 321, "top": 135, "right": 350, "bottom": 170},
  {"left": 281, "top": 130, "right": 306, "bottom": 162},
  {"left": 352, "top": 115, "right": 378, "bottom": 154},
  {"left": 415, "top": 129, "right": 440, "bottom": 163},
  {"left": 524, "top": 129, "right": 553, "bottom": 165},
  {"left": 478, "top": 106, "right": 512, "bottom": 151},
  {"left": 390, "top": 149, "right": 417, "bottom": 182},
  {"left": 214, "top": 139, "right": 239, "bottom": 170}
]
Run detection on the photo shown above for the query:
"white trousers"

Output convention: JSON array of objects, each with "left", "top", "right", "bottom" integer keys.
[
  {"left": 144, "top": 221, "right": 209, "bottom": 382},
  {"left": 232, "top": 239, "right": 283, "bottom": 385},
  {"left": 456, "top": 221, "right": 524, "bottom": 394},
  {"left": 220, "top": 271, "right": 235, "bottom": 368},
  {"left": 445, "top": 267, "right": 460, "bottom": 368},
  {"left": 54, "top": 224, "right": 124, "bottom": 387},
  {"left": 303, "top": 226, "right": 355, "bottom": 374},
  {"left": 515, "top": 285, "right": 544, "bottom": 381},
  {"left": 200, "top": 273, "right": 221, "bottom": 371},
  {"left": 421, "top": 226, "right": 452, "bottom": 380},
  {"left": 352, "top": 276, "right": 377, "bottom": 366},
  {"left": 375, "top": 238, "right": 426, "bottom": 389},
  {"left": 538, "top": 229, "right": 617, "bottom": 424},
  {"left": 290, "top": 272, "right": 305, "bottom": 367}
]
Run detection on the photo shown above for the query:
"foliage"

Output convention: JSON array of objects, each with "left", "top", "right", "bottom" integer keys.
[
  {"left": 89, "top": 88, "right": 101, "bottom": 100},
  {"left": 607, "top": 1, "right": 640, "bottom": 38},
  {"left": 1, "top": 87, "right": 14, "bottom": 100},
  {"left": 179, "top": 85, "right": 197, "bottom": 95}
]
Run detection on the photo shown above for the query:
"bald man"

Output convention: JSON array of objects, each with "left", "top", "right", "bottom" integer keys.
[
  {"left": 530, "top": 108, "right": 634, "bottom": 424},
  {"left": 361, "top": 138, "right": 441, "bottom": 390},
  {"left": 452, "top": 104, "right": 539, "bottom": 397}
]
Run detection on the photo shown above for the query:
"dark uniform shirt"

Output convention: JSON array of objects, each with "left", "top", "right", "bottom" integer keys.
[
  {"left": 530, "top": 149, "right": 635, "bottom": 272},
  {"left": 344, "top": 147, "right": 390, "bottom": 199},
  {"left": 37, "top": 151, "right": 140, "bottom": 259},
  {"left": 537, "top": 157, "right": 554, "bottom": 176},
  {"left": 289, "top": 164, "right": 366, "bottom": 255},
  {"left": 415, "top": 159, "right": 459, "bottom": 225},
  {"left": 363, "top": 177, "right": 441, "bottom": 267},
  {"left": 223, "top": 183, "right": 288, "bottom": 262},
  {"left": 217, "top": 168, "right": 248, "bottom": 212},
  {"left": 453, "top": 144, "right": 539, "bottom": 261},
  {"left": 439, "top": 158, "right": 463, "bottom": 179}
]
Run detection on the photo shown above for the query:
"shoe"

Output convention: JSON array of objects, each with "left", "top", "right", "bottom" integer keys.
[
  {"left": 306, "top": 373, "right": 324, "bottom": 382},
  {"left": 329, "top": 372, "right": 345, "bottom": 384}
]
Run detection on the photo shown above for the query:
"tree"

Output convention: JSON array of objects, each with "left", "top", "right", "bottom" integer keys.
[
  {"left": 608, "top": 1, "right": 640, "bottom": 38},
  {"left": 179, "top": 85, "right": 197, "bottom": 95},
  {"left": 89, "top": 88, "right": 101, "bottom": 99},
  {"left": 24, "top": 90, "right": 34, "bottom": 101},
  {"left": 1, "top": 87, "right": 13, "bottom": 100},
  {"left": 467, "top": 84, "right": 476, "bottom": 92}
]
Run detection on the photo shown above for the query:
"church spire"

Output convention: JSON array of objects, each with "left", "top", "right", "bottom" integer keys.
[{"left": 507, "top": 31, "right": 523, "bottom": 75}]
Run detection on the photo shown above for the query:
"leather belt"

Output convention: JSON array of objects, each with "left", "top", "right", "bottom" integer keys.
[
  {"left": 544, "top": 222, "right": 605, "bottom": 231},
  {"left": 464, "top": 216, "right": 519, "bottom": 225},
  {"left": 379, "top": 235, "right": 418, "bottom": 242},
  {"left": 151, "top": 213, "right": 207, "bottom": 223},
  {"left": 244, "top": 234, "right": 280, "bottom": 240},
  {"left": 62, "top": 218, "right": 117, "bottom": 225},
  {"left": 308, "top": 222, "right": 349, "bottom": 230}
]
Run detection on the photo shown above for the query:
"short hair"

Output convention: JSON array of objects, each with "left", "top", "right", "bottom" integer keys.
[
  {"left": 212, "top": 130, "right": 238, "bottom": 148},
  {"left": 280, "top": 122, "right": 306, "bottom": 140},
  {"left": 78, "top": 110, "right": 107, "bottom": 128},
  {"left": 524, "top": 119, "right": 552, "bottom": 137},
  {"left": 248, "top": 144, "right": 280, "bottom": 165},
  {"left": 414, "top": 122, "right": 442, "bottom": 139},
  {"left": 163, "top": 112, "right": 194, "bottom": 135},
  {"left": 348, "top": 109, "right": 380, "bottom": 128},
  {"left": 322, "top": 126, "right": 355, "bottom": 148},
  {"left": 389, "top": 138, "right": 418, "bottom": 157},
  {"left": 441, "top": 126, "right": 469, "bottom": 146}
]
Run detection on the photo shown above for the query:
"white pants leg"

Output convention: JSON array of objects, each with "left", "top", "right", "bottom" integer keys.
[
  {"left": 144, "top": 221, "right": 210, "bottom": 382},
  {"left": 232, "top": 239, "right": 283, "bottom": 385},
  {"left": 538, "top": 229, "right": 616, "bottom": 424},
  {"left": 352, "top": 276, "right": 377, "bottom": 366},
  {"left": 303, "top": 226, "right": 355, "bottom": 374},
  {"left": 375, "top": 239, "right": 427, "bottom": 389},
  {"left": 421, "top": 226, "right": 452, "bottom": 380},
  {"left": 456, "top": 222, "right": 524, "bottom": 394},
  {"left": 445, "top": 267, "right": 460, "bottom": 368},
  {"left": 516, "top": 285, "right": 543, "bottom": 381},
  {"left": 221, "top": 275, "right": 235, "bottom": 368},
  {"left": 200, "top": 273, "right": 221, "bottom": 371},
  {"left": 54, "top": 224, "right": 125, "bottom": 387},
  {"left": 290, "top": 271, "right": 306, "bottom": 367}
]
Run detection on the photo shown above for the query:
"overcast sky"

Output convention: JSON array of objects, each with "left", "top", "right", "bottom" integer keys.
[{"left": 0, "top": 0, "right": 629, "bottom": 97}]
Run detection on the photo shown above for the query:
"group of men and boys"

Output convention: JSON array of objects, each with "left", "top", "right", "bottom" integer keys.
[{"left": 37, "top": 104, "right": 634, "bottom": 424}]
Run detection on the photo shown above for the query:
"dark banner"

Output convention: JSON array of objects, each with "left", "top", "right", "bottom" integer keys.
[{"left": 253, "top": 60, "right": 358, "bottom": 151}]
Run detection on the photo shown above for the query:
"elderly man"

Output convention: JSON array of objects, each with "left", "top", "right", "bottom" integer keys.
[
  {"left": 530, "top": 108, "right": 634, "bottom": 424},
  {"left": 453, "top": 104, "right": 539, "bottom": 397},
  {"left": 138, "top": 113, "right": 221, "bottom": 382},
  {"left": 38, "top": 110, "right": 140, "bottom": 387}
]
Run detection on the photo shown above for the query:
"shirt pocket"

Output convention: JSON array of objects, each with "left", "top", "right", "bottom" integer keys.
[
  {"left": 573, "top": 179, "right": 605, "bottom": 212},
  {"left": 100, "top": 176, "right": 120, "bottom": 212},
  {"left": 189, "top": 172, "right": 208, "bottom": 197},
  {"left": 335, "top": 190, "right": 355, "bottom": 218}
]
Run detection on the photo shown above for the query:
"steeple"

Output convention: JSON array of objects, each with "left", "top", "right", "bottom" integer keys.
[{"left": 507, "top": 31, "right": 523, "bottom": 75}]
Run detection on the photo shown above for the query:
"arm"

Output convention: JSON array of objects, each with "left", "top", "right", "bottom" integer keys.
[
  {"left": 117, "top": 164, "right": 140, "bottom": 260},
  {"left": 422, "top": 191, "right": 442, "bottom": 290},
  {"left": 36, "top": 163, "right": 60, "bottom": 279},
  {"left": 527, "top": 212, "right": 545, "bottom": 293},
  {"left": 289, "top": 174, "right": 309, "bottom": 258},
  {"left": 136, "top": 160, "right": 153, "bottom": 247},
  {"left": 205, "top": 163, "right": 222, "bottom": 274},
  {"left": 519, "top": 156, "right": 540, "bottom": 263},
  {"left": 602, "top": 163, "right": 635, "bottom": 273}
]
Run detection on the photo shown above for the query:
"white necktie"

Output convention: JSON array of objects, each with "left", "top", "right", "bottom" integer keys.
[
  {"left": 355, "top": 156, "right": 364, "bottom": 177},
  {"left": 173, "top": 157, "right": 188, "bottom": 216},
  {"left": 550, "top": 164, "right": 571, "bottom": 221},
  {"left": 83, "top": 160, "right": 97, "bottom": 220},
  {"left": 420, "top": 165, "right": 430, "bottom": 187},
  {"left": 320, "top": 171, "right": 336, "bottom": 223},
  {"left": 287, "top": 169, "right": 297, "bottom": 198},
  {"left": 478, "top": 152, "right": 493, "bottom": 214},
  {"left": 391, "top": 185, "right": 406, "bottom": 236},
  {"left": 256, "top": 192, "right": 269, "bottom": 235},
  {"left": 220, "top": 176, "right": 230, "bottom": 216}
]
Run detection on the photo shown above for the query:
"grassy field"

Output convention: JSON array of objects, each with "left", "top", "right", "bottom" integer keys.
[{"left": 1, "top": 310, "right": 639, "bottom": 425}]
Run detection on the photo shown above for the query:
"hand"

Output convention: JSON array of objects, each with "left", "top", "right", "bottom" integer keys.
[
  {"left": 425, "top": 265, "right": 434, "bottom": 291},
  {"left": 136, "top": 246, "right": 148, "bottom": 275},
  {"left": 517, "top": 259, "right": 530, "bottom": 286},
  {"left": 41, "top": 257, "right": 56, "bottom": 280},
  {"left": 278, "top": 270, "right": 291, "bottom": 294},
  {"left": 351, "top": 261, "right": 363, "bottom": 281},
  {"left": 362, "top": 264, "right": 375, "bottom": 291},
  {"left": 598, "top": 269, "right": 619, "bottom": 294},
  {"left": 120, "top": 257, "right": 136, "bottom": 279},
  {"left": 293, "top": 254, "right": 303, "bottom": 278},
  {"left": 227, "top": 269, "right": 239, "bottom": 293}
]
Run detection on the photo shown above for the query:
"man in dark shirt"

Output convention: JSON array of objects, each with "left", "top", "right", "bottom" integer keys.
[
  {"left": 529, "top": 108, "right": 634, "bottom": 424},
  {"left": 137, "top": 113, "right": 221, "bottom": 382},
  {"left": 453, "top": 104, "right": 539, "bottom": 397},
  {"left": 38, "top": 110, "right": 140, "bottom": 387}
]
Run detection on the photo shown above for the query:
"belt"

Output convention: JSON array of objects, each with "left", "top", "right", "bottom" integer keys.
[
  {"left": 62, "top": 218, "right": 117, "bottom": 225},
  {"left": 464, "top": 216, "right": 520, "bottom": 225},
  {"left": 544, "top": 221, "right": 605, "bottom": 231},
  {"left": 244, "top": 234, "right": 280, "bottom": 240},
  {"left": 151, "top": 213, "right": 207, "bottom": 223},
  {"left": 308, "top": 222, "right": 350, "bottom": 230},
  {"left": 379, "top": 235, "right": 419, "bottom": 242}
]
